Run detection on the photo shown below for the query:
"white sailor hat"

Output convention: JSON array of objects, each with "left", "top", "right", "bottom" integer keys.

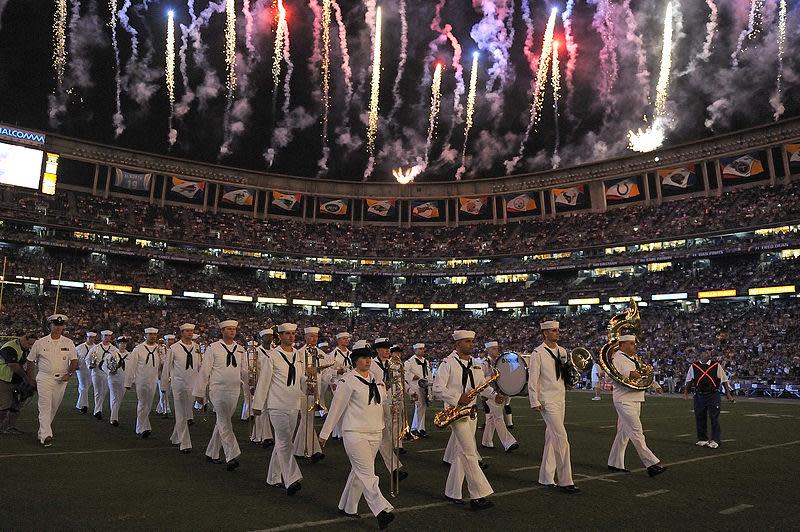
[
  {"left": 277, "top": 323, "right": 297, "bottom": 333},
  {"left": 336, "top": 332, "right": 351, "bottom": 339},
  {"left": 352, "top": 339, "right": 370, "bottom": 351},
  {"left": 318, "top": 341, "right": 329, "bottom": 349},
  {"left": 484, "top": 341, "right": 499, "bottom": 348},
  {"left": 179, "top": 323, "right": 195, "bottom": 331},
  {"left": 101, "top": 330, "right": 113, "bottom": 336},
  {"left": 304, "top": 327, "right": 320, "bottom": 335},
  {"left": 540, "top": 320, "right": 560, "bottom": 331},
  {"left": 412, "top": 343, "right": 425, "bottom": 350},
  {"left": 144, "top": 327, "right": 159, "bottom": 334},
  {"left": 163, "top": 334, "right": 176, "bottom": 340},
  {"left": 116, "top": 336, "right": 128, "bottom": 342},
  {"left": 452, "top": 330, "right": 476, "bottom": 341},
  {"left": 47, "top": 314, "right": 68, "bottom": 325},
  {"left": 219, "top": 320, "right": 238, "bottom": 329},
  {"left": 258, "top": 329, "right": 271, "bottom": 338},
  {"left": 619, "top": 334, "right": 637, "bottom": 343},
  {"left": 373, "top": 338, "right": 391, "bottom": 348},
  {"left": 86, "top": 332, "right": 97, "bottom": 337}
]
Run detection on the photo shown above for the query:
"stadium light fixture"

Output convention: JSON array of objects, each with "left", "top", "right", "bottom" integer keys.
[
  {"left": 258, "top": 296, "right": 288, "bottom": 304},
  {"left": 532, "top": 300, "right": 560, "bottom": 307},
  {"left": 183, "top": 291, "right": 215, "bottom": 299},
  {"left": 697, "top": 289, "right": 737, "bottom": 299},
  {"left": 50, "top": 279, "right": 85, "bottom": 288},
  {"left": 651, "top": 292, "right": 688, "bottom": 301},
  {"left": 293, "top": 298, "right": 322, "bottom": 306},
  {"left": 328, "top": 301, "right": 355, "bottom": 308},
  {"left": 495, "top": 301, "right": 524, "bottom": 308},
  {"left": 464, "top": 303, "right": 489, "bottom": 309},
  {"left": 396, "top": 303, "right": 424, "bottom": 309},
  {"left": 222, "top": 294, "right": 254, "bottom": 302},
  {"left": 94, "top": 283, "right": 133, "bottom": 293},
  {"left": 361, "top": 302, "right": 390, "bottom": 309},
  {"left": 568, "top": 297, "right": 601, "bottom": 305},
  {"left": 748, "top": 285, "right": 795, "bottom": 296},
  {"left": 608, "top": 295, "right": 642, "bottom": 304},
  {"left": 430, "top": 303, "right": 458, "bottom": 309},
  {"left": 139, "top": 287, "right": 173, "bottom": 296}
]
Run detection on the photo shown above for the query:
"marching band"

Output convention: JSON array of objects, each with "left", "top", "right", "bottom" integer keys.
[{"left": 20, "top": 301, "right": 676, "bottom": 529}]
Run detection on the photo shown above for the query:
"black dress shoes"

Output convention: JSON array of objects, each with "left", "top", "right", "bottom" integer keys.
[
  {"left": 647, "top": 464, "right": 667, "bottom": 477},
  {"left": 377, "top": 510, "right": 395, "bottom": 529},
  {"left": 469, "top": 498, "right": 494, "bottom": 511}
]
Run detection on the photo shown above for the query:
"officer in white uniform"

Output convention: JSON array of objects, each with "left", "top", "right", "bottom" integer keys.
[
  {"left": 105, "top": 336, "right": 131, "bottom": 427},
  {"left": 26, "top": 314, "right": 78, "bottom": 447},
  {"left": 253, "top": 323, "right": 308, "bottom": 496},
  {"left": 250, "top": 329, "right": 274, "bottom": 447},
  {"left": 74, "top": 331, "right": 96, "bottom": 414},
  {"left": 433, "top": 330, "right": 503, "bottom": 510},
  {"left": 607, "top": 334, "right": 667, "bottom": 477},
  {"left": 320, "top": 341, "right": 395, "bottom": 529},
  {"left": 404, "top": 343, "right": 430, "bottom": 437},
  {"left": 481, "top": 341, "right": 519, "bottom": 452},
  {"left": 125, "top": 328, "right": 161, "bottom": 437},
  {"left": 293, "top": 326, "right": 326, "bottom": 461},
  {"left": 157, "top": 334, "right": 176, "bottom": 417},
  {"left": 194, "top": 320, "right": 248, "bottom": 471},
  {"left": 369, "top": 339, "right": 407, "bottom": 479},
  {"left": 528, "top": 321, "right": 578, "bottom": 493},
  {"left": 87, "top": 330, "right": 117, "bottom": 421},
  {"left": 162, "top": 324, "right": 199, "bottom": 454}
]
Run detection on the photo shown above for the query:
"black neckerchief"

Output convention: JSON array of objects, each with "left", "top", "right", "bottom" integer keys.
[
  {"left": 144, "top": 345, "right": 158, "bottom": 367},
  {"left": 374, "top": 357, "right": 389, "bottom": 382},
  {"left": 337, "top": 348, "right": 352, "bottom": 368},
  {"left": 280, "top": 349, "right": 297, "bottom": 386},
  {"left": 118, "top": 352, "right": 128, "bottom": 371},
  {"left": 543, "top": 345, "right": 563, "bottom": 382},
  {"left": 221, "top": 343, "right": 238, "bottom": 367},
  {"left": 180, "top": 343, "right": 194, "bottom": 370},
  {"left": 415, "top": 357, "right": 428, "bottom": 378},
  {"left": 355, "top": 375, "right": 381, "bottom": 405},
  {"left": 454, "top": 356, "right": 475, "bottom": 392},
  {"left": 99, "top": 345, "right": 112, "bottom": 370}
]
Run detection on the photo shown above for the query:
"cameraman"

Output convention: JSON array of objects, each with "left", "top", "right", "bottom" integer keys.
[{"left": 0, "top": 333, "right": 38, "bottom": 434}]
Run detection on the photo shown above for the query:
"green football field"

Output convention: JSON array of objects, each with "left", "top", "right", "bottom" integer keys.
[{"left": 2, "top": 388, "right": 798, "bottom": 531}]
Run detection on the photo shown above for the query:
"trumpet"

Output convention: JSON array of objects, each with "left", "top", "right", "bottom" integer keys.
[{"left": 434, "top": 369, "right": 500, "bottom": 428}]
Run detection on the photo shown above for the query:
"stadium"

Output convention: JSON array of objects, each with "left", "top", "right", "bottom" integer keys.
[{"left": 1, "top": 1, "right": 799, "bottom": 530}]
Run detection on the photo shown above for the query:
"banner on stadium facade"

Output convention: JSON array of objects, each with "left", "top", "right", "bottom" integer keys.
[
  {"left": 411, "top": 200, "right": 442, "bottom": 221},
  {"left": 786, "top": 144, "right": 800, "bottom": 175},
  {"left": 270, "top": 191, "right": 302, "bottom": 215},
  {"left": 605, "top": 176, "right": 642, "bottom": 205},
  {"left": 552, "top": 184, "right": 589, "bottom": 212},
  {"left": 168, "top": 177, "right": 205, "bottom": 203},
  {"left": 458, "top": 196, "right": 490, "bottom": 219},
  {"left": 720, "top": 153, "right": 767, "bottom": 185},
  {"left": 318, "top": 197, "right": 349, "bottom": 217},
  {"left": 113, "top": 168, "right": 151, "bottom": 193},
  {"left": 658, "top": 164, "right": 701, "bottom": 196},
  {"left": 365, "top": 198, "right": 397, "bottom": 221},
  {"left": 505, "top": 193, "right": 538, "bottom": 217},
  {"left": 221, "top": 185, "right": 254, "bottom": 207}
]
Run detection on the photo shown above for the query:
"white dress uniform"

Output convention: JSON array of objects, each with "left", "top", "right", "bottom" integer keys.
[
  {"left": 125, "top": 342, "right": 161, "bottom": 434},
  {"left": 480, "top": 357, "right": 517, "bottom": 451},
  {"left": 193, "top": 340, "right": 248, "bottom": 462},
  {"left": 608, "top": 350, "right": 660, "bottom": 469},
  {"left": 293, "top": 344, "right": 325, "bottom": 458},
  {"left": 74, "top": 340, "right": 94, "bottom": 411},
  {"left": 528, "top": 342, "right": 574, "bottom": 486},
  {"left": 87, "top": 343, "right": 115, "bottom": 416},
  {"left": 156, "top": 343, "right": 173, "bottom": 416},
  {"left": 322, "top": 346, "right": 352, "bottom": 439},
  {"left": 27, "top": 334, "right": 77, "bottom": 443},
  {"left": 250, "top": 345, "right": 274, "bottom": 444},
  {"left": 253, "top": 345, "right": 306, "bottom": 487},
  {"left": 106, "top": 348, "right": 130, "bottom": 424},
  {"left": 369, "top": 356, "right": 404, "bottom": 474},
  {"left": 404, "top": 354, "right": 430, "bottom": 433},
  {"left": 320, "top": 370, "right": 394, "bottom": 517},
  {"left": 162, "top": 340, "right": 200, "bottom": 451}
]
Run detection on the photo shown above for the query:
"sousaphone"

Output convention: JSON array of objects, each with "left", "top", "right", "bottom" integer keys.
[{"left": 597, "top": 300, "right": 654, "bottom": 391}]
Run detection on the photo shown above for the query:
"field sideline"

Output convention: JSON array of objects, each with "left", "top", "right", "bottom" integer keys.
[{"left": 1, "top": 389, "right": 798, "bottom": 530}]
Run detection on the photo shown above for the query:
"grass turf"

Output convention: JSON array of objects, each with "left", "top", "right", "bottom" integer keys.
[{"left": 1, "top": 388, "right": 798, "bottom": 531}]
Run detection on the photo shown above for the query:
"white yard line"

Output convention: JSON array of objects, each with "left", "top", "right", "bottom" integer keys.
[
  {"left": 719, "top": 504, "right": 754, "bottom": 515},
  {"left": 415, "top": 447, "right": 446, "bottom": 453},
  {"left": 636, "top": 489, "right": 670, "bottom": 498},
  {"left": 0, "top": 446, "right": 174, "bottom": 459}
]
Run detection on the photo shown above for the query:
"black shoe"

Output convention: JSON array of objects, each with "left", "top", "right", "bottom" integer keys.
[
  {"left": 410, "top": 430, "right": 421, "bottom": 438},
  {"left": 205, "top": 456, "right": 223, "bottom": 464},
  {"left": 442, "top": 460, "right": 451, "bottom": 467},
  {"left": 418, "top": 430, "right": 429, "bottom": 438},
  {"left": 110, "top": 420, "right": 119, "bottom": 427},
  {"left": 392, "top": 470, "right": 408, "bottom": 484},
  {"left": 141, "top": 430, "right": 151, "bottom": 439},
  {"left": 179, "top": 448, "right": 191, "bottom": 454},
  {"left": 505, "top": 443, "right": 520, "bottom": 453},
  {"left": 338, "top": 509, "right": 361, "bottom": 519},
  {"left": 377, "top": 510, "right": 395, "bottom": 530},
  {"left": 560, "top": 485, "right": 581, "bottom": 494},
  {"left": 226, "top": 458, "right": 240, "bottom": 471},
  {"left": 262, "top": 439, "right": 274, "bottom": 448},
  {"left": 507, "top": 425, "right": 514, "bottom": 430},
  {"left": 469, "top": 498, "right": 494, "bottom": 511},
  {"left": 42, "top": 436, "right": 53, "bottom": 447},
  {"left": 537, "top": 482, "right": 556, "bottom": 488},
  {"left": 187, "top": 419, "right": 194, "bottom": 426},
  {"left": 311, "top": 452, "right": 325, "bottom": 464},
  {"left": 82, "top": 406, "right": 88, "bottom": 414},
  {"left": 479, "top": 461, "right": 489, "bottom": 471},
  {"left": 93, "top": 412, "right": 102, "bottom": 420},
  {"left": 397, "top": 448, "right": 407, "bottom": 455},
  {"left": 608, "top": 465, "right": 630, "bottom": 473},
  {"left": 445, "top": 496, "right": 464, "bottom": 505},
  {"left": 403, "top": 432, "right": 414, "bottom": 441},
  {"left": 286, "top": 481, "right": 302, "bottom": 496},
  {"left": 647, "top": 464, "right": 667, "bottom": 477}
]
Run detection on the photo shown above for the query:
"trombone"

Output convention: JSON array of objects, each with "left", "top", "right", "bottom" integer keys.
[
  {"left": 389, "top": 349, "right": 416, "bottom": 497},
  {"left": 245, "top": 341, "right": 260, "bottom": 427},
  {"left": 304, "top": 345, "right": 334, "bottom": 457}
]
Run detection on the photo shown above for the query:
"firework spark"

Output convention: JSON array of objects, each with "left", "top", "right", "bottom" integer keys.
[
  {"left": 773, "top": 0, "right": 787, "bottom": 120},
  {"left": 393, "top": 165, "right": 422, "bottom": 184},
  {"left": 321, "top": 0, "right": 331, "bottom": 141},
  {"left": 109, "top": 0, "right": 124, "bottom": 137},
  {"left": 272, "top": 0, "right": 287, "bottom": 88},
  {"left": 456, "top": 51, "right": 479, "bottom": 180},
  {"left": 331, "top": 0, "right": 353, "bottom": 108},
  {"left": 425, "top": 62, "right": 443, "bottom": 164},
  {"left": 53, "top": 0, "right": 68, "bottom": 85},
  {"left": 224, "top": 0, "right": 236, "bottom": 97},
  {"left": 552, "top": 40, "right": 561, "bottom": 167},
  {"left": 166, "top": 10, "right": 176, "bottom": 144},
  {"left": 366, "top": 6, "right": 382, "bottom": 158}
]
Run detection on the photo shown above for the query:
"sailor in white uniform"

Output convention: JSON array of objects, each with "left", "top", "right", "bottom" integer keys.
[
  {"left": 607, "top": 334, "right": 667, "bottom": 477},
  {"left": 74, "top": 331, "right": 96, "bottom": 414},
  {"left": 433, "top": 330, "right": 504, "bottom": 510},
  {"left": 404, "top": 342, "right": 430, "bottom": 437},
  {"left": 86, "top": 330, "right": 116, "bottom": 421},
  {"left": 156, "top": 334, "right": 175, "bottom": 417},
  {"left": 320, "top": 341, "right": 395, "bottom": 529},
  {"left": 26, "top": 314, "right": 77, "bottom": 447},
  {"left": 293, "top": 326, "right": 326, "bottom": 461},
  {"left": 321, "top": 331, "right": 352, "bottom": 441},
  {"left": 162, "top": 324, "right": 199, "bottom": 453},
  {"left": 480, "top": 341, "right": 518, "bottom": 452},
  {"left": 125, "top": 328, "right": 161, "bottom": 437},
  {"left": 104, "top": 336, "right": 131, "bottom": 427},
  {"left": 528, "top": 321, "right": 579, "bottom": 493},
  {"left": 369, "top": 339, "right": 407, "bottom": 481},
  {"left": 250, "top": 329, "right": 274, "bottom": 448}
]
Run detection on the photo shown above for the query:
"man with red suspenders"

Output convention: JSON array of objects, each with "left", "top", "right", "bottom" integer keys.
[{"left": 683, "top": 348, "right": 735, "bottom": 449}]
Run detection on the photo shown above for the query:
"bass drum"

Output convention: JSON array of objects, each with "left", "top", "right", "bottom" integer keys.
[{"left": 494, "top": 352, "right": 528, "bottom": 396}]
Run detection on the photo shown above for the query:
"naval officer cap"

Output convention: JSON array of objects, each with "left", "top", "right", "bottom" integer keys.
[
  {"left": 350, "top": 340, "right": 375, "bottom": 364},
  {"left": 277, "top": 323, "right": 297, "bottom": 333},
  {"left": 218, "top": 320, "right": 238, "bottom": 329},
  {"left": 47, "top": 314, "right": 68, "bottom": 325},
  {"left": 540, "top": 320, "right": 560, "bottom": 331},
  {"left": 452, "top": 330, "right": 476, "bottom": 341},
  {"left": 318, "top": 341, "right": 329, "bottom": 349}
]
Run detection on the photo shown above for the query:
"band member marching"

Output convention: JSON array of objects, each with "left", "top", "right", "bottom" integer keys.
[
  {"left": 87, "top": 330, "right": 115, "bottom": 421},
  {"left": 320, "top": 341, "right": 395, "bottom": 529},
  {"left": 370, "top": 339, "right": 407, "bottom": 481},
  {"left": 125, "top": 328, "right": 161, "bottom": 438},
  {"left": 105, "top": 336, "right": 131, "bottom": 427},
  {"left": 162, "top": 324, "right": 199, "bottom": 454},
  {"left": 321, "top": 331, "right": 352, "bottom": 440},
  {"left": 250, "top": 329, "right": 274, "bottom": 448},
  {"left": 480, "top": 341, "right": 518, "bottom": 453},
  {"left": 528, "top": 321, "right": 579, "bottom": 493},
  {"left": 404, "top": 342, "right": 430, "bottom": 438},
  {"left": 157, "top": 334, "right": 176, "bottom": 418},
  {"left": 74, "top": 331, "right": 96, "bottom": 414},
  {"left": 293, "top": 326, "right": 325, "bottom": 462},
  {"left": 252, "top": 323, "right": 311, "bottom": 496},
  {"left": 433, "top": 330, "right": 504, "bottom": 510}
]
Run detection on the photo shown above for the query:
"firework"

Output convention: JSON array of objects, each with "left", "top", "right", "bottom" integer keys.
[
  {"left": 387, "top": 0, "right": 407, "bottom": 122},
  {"left": 552, "top": 41, "right": 561, "bottom": 167},
  {"left": 425, "top": 62, "right": 443, "bottom": 164},
  {"left": 321, "top": 0, "right": 331, "bottom": 141},
  {"left": 773, "top": 0, "right": 787, "bottom": 120},
  {"left": 561, "top": 0, "right": 577, "bottom": 106},
  {"left": 331, "top": 0, "right": 353, "bottom": 108},
  {"left": 367, "top": 6, "right": 382, "bottom": 158},
  {"left": 591, "top": 0, "right": 618, "bottom": 112},
  {"left": 224, "top": 0, "right": 236, "bottom": 97},
  {"left": 109, "top": 0, "right": 124, "bottom": 136},
  {"left": 53, "top": 0, "right": 68, "bottom": 85},
  {"left": 456, "top": 51, "right": 479, "bottom": 180},
  {"left": 166, "top": 10, "right": 176, "bottom": 145},
  {"left": 393, "top": 165, "right": 423, "bottom": 184},
  {"left": 272, "top": 0, "right": 287, "bottom": 88}
]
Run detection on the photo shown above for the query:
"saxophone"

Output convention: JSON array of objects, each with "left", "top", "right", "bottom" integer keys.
[{"left": 434, "top": 368, "right": 500, "bottom": 428}]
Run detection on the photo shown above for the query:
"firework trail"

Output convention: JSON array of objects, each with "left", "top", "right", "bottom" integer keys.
[
  {"left": 364, "top": 6, "right": 382, "bottom": 179},
  {"left": 53, "top": 0, "right": 68, "bottom": 85},
  {"left": 456, "top": 52, "right": 479, "bottom": 180},
  {"left": 387, "top": 0, "right": 408, "bottom": 122},
  {"left": 732, "top": 0, "right": 761, "bottom": 68},
  {"left": 331, "top": 0, "right": 353, "bottom": 108},
  {"left": 427, "top": 0, "right": 464, "bottom": 144},
  {"left": 771, "top": 0, "right": 787, "bottom": 120},
  {"left": 224, "top": 0, "right": 236, "bottom": 97},
  {"left": 622, "top": 0, "right": 650, "bottom": 104},
  {"left": 0, "top": 0, "right": 10, "bottom": 32},
  {"left": 588, "top": 0, "right": 618, "bottom": 113},
  {"left": 108, "top": 0, "right": 125, "bottom": 136},
  {"left": 280, "top": 13, "right": 293, "bottom": 116},
  {"left": 272, "top": 0, "right": 287, "bottom": 89},
  {"left": 561, "top": 0, "right": 577, "bottom": 113},
  {"left": 166, "top": 10, "right": 176, "bottom": 145},
  {"left": 470, "top": 0, "right": 514, "bottom": 120},
  {"left": 307, "top": 0, "right": 322, "bottom": 77},
  {"left": 505, "top": 7, "right": 557, "bottom": 174},
  {"left": 243, "top": 0, "right": 256, "bottom": 57},
  {"left": 520, "top": 0, "right": 537, "bottom": 71},
  {"left": 118, "top": 0, "right": 138, "bottom": 61},
  {"left": 699, "top": 0, "right": 718, "bottom": 62},
  {"left": 317, "top": 0, "right": 332, "bottom": 173},
  {"left": 552, "top": 41, "right": 561, "bottom": 168},
  {"left": 425, "top": 62, "right": 443, "bottom": 165}
]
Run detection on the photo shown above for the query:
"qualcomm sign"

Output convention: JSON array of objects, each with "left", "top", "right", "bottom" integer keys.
[{"left": 0, "top": 125, "right": 46, "bottom": 146}]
